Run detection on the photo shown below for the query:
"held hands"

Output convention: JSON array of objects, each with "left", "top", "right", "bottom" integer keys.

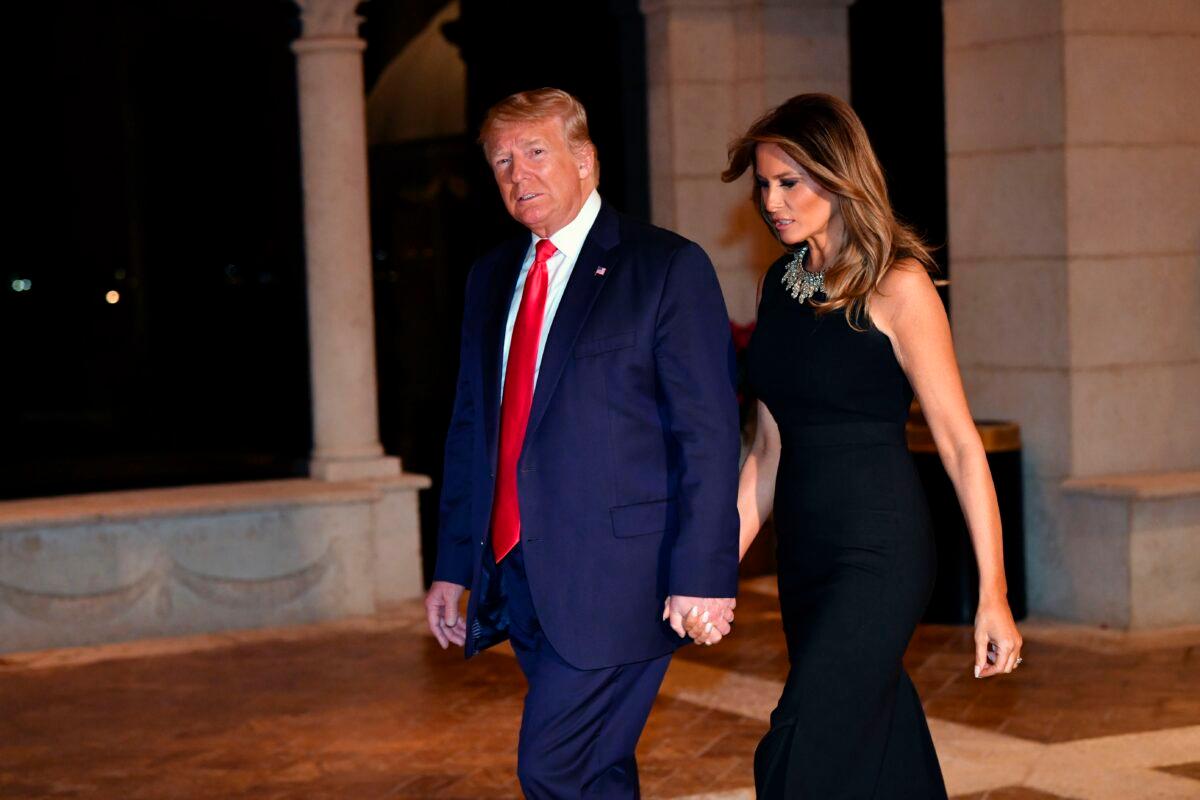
[
  {"left": 663, "top": 595, "right": 736, "bottom": 646},
  {"left": 424, "top": 580, "right": 467, "bottom": 649},
  {"left": 974, "top": 596, "right": 1023, "bottom": 678},
  {"left": 427, "top": 583, "right": 740, "bottom": 650}
]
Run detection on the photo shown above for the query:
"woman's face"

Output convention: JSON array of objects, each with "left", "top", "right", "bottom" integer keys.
[{"left": 754, "top": 143, "right": 839, "bottom": 250}]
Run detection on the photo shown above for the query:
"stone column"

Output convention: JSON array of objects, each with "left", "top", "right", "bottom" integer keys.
[
  {"left": 642, "top": 0, "right": 853, "bottom": 323},
  {"left": 944, "top": 0, "right": 1200, "bottom": 625},
  {"left": 292, "top": 0, "right": 400, "bottom": 481}
]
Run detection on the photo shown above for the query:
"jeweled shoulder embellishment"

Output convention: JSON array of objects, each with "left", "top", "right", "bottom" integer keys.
[{"left": 780, "top": 243, "right": 822, "bottom": 304}]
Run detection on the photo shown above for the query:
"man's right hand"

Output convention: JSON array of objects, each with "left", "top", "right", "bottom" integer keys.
[{"left": 425, "top": 581, "right": 467, "bottom": 649}]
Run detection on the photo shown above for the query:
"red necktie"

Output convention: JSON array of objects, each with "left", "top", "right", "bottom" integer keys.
[{"left": 491, "top": 238, "right": 557, "bottom": 562}]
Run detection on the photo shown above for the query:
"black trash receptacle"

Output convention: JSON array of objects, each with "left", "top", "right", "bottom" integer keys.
[{"left": 908, "top": 415, "right": 1027, "bottom": 624}]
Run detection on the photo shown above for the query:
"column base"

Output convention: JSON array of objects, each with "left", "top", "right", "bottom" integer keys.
[
  {"left": 370, "top": 473, "right": 433, "bottom": 605},
  {"left": 309, "top": 455, "right": 402, "bottom": 482},
  {"left": 1058, "top": 471, "right": 1200, "bottom": 628}
]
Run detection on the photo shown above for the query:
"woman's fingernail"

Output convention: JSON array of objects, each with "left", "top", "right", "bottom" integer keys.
[
  {"left": 974, "top": 665, "right": 982, "bottom": 679},
  {"left": 705, "top": 622, "right": 713, "bottom": 633},
  {"left": 701, "top": 611, "right": 710, "bottom": 623},
  {"left": 689, "top": 606, "right": 699, "bottom": 617}
]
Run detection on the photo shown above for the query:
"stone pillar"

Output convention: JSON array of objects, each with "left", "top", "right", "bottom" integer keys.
[
  {"left": 293, "top": 0, "right": 400, "bottom": 481},
  {"left": 642, "top": 0, "right": 853, "bottom": 324},
  {"left": 945, "top": 0, "right": 1200, "bottom": 625}
]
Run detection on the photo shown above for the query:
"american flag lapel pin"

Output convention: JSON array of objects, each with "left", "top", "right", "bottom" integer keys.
[{"left": 594, "top": 266, "right": 607, "bottom": 276}]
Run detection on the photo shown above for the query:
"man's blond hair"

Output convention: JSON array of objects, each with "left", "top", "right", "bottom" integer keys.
[{"left": 479, "top": 88, "right": 600, "bottom": 183}]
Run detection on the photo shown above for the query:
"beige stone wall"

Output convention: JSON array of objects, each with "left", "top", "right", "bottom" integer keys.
[
  {"left": 0, "top": 477, "right": 430, "bottom": 653},
  {"left": 643, "top": 0, "right": 853, "bottom": 323},
  {"left": 945, "top": 0, "right": 1200, "bottom": 622}
]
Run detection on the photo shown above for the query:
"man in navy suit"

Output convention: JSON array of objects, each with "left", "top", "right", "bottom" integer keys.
[{"left": 424, "top": 87, "right": 740, "bottom": 798}]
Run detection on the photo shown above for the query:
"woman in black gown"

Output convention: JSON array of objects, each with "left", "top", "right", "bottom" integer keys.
[{"left": 691, "top": 95, "right": 1023, "bottom": 797}]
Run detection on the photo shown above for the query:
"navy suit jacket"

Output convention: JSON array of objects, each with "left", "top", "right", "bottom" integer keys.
[{"left": 432, "top": 203, "right": 741, "bottom": 670}]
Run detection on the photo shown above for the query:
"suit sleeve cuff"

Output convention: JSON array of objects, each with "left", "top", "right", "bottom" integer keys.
[{"left": 432, "top": 557, "right": 473, "bottom": 588}]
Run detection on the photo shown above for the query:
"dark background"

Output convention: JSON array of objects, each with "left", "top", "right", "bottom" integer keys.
[
  {"left": 4, "top": 1, "right": 311, "bottom": 499},
  {"left": 3, "top": 0, "right": 945, "bottom": 585}
]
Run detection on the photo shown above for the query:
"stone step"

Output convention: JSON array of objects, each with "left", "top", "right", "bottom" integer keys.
[{"left": 1061, "top": 470, "right": 1200, "bottom": 628}]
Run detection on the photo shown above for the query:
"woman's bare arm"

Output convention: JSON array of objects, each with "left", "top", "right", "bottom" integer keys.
[{"left": 873, "top": 262, "right": 1022, "bottom": 678}]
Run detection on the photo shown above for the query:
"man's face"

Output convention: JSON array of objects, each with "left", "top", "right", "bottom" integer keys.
[{"left": 485, "top": 117, "right": 592, "bottom": 239}]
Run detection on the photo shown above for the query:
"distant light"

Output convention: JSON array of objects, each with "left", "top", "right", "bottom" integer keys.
[
  {"left": 11, "top": 278, "right": 31, "bottom": 292},
  {"left": 105, "top": 290, "right": 121, "bottom": 304}
]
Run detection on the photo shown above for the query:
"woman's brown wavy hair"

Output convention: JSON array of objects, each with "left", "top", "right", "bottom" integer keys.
[{"left": 722, "top": 93, "right": 935, "bottom": 327}]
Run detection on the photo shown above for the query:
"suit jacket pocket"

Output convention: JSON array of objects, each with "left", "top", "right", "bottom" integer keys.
[
  {"left": 574, "top": 330, "right": 636, "bottom": 358},
  {"left": 611, "top": 498, "right": 676, "bottom": 538}
]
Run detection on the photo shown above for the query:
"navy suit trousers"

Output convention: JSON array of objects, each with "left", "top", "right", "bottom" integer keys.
[{"left": 485, "top": 546, "right": 672, "bottom": 799}]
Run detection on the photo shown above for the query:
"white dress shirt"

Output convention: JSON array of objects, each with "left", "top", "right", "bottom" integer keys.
[{"left": 500, "top": 189, "right": 603, "bottom": 399}]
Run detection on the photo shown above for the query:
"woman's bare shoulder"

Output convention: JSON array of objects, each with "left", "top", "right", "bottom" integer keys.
[
  {"left": 872, "top": 259, "right": 940, "bottom": 330},
  {"left": 880, "top": 258, "right": 933, "bottom": 291}
]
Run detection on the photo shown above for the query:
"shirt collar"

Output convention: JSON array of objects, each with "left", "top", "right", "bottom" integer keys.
[{"left": 531, "top": 189, "right": 602, "bottom": 263}]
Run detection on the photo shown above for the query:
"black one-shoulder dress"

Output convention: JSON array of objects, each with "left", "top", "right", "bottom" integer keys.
[{"left": 745, "top": 253, "right": 948, "bottom": 798}]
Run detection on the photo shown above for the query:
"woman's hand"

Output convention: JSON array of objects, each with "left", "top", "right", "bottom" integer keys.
[{"left": 974, "top": 596, "right": 1022, "bottom": 678}]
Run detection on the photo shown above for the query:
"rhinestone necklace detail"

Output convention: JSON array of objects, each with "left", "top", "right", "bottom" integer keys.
[{"left": 780, "top": 242, "right": 823, "bottom": 304}]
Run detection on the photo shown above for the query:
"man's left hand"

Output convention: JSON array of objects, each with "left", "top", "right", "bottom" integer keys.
[{"left": 662, "top": 595, "right": 736, "bottom": 646}]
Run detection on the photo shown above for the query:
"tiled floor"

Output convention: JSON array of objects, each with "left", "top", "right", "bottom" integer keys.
[{"left": 1, "top": 577, "right": 1198, "bottom": 799}]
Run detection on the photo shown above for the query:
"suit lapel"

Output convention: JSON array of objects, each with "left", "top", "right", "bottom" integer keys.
[
  {"left": 524, "top": 204, "right": 621, "bottom": 441},
  {"left": 482, "top": 236, "right": 529, "bottom": 464}
]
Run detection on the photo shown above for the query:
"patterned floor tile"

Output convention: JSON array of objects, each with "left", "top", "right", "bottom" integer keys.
[
  {"left": 1, "top": 585, "right": 1198, "bottom": 799},
  {"left": 1156, "top": 761, "right": 1200, "bottom": 782},
  {"left": 951, "top": 787, "right": 1080, "bottom": 799}
]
